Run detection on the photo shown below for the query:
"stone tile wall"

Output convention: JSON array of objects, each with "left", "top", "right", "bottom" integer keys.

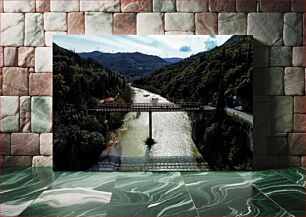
[{"left": 0, "top": 0, "right": 305, "bottom": 169}]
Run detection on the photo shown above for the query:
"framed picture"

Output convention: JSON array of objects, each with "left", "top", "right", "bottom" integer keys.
[{"left": 53, "top": 35, "right": 253, "bottom": 171}]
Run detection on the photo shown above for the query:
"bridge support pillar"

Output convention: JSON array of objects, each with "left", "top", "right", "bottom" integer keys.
[{"left": 149, "top": 111, "right": 152, "bottom": 139}]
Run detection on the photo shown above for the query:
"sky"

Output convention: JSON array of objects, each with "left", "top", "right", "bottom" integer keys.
[{"left": 54, "top": 35, "right": 232, "bottom": 59}]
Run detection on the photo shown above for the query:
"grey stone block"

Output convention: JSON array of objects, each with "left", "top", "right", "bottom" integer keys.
[
  {"left": 284, "top": 67, "right": 305, "bottom": 95},
  {"left": 218, "top": 13, "right": 247, "bottom": 35},
  {"left": 272, "top": 96, "right": 293, "bottom": 133},
  {"left": 284, "top": 13, "right": 303, "bottom": 46},
  {"left": 270, "top": 46, "right": 292, "bottom": 67},
  {"left": 253, "top": 156, "right": 279, "bottom": 170},
  {"left": 288, "top": 133, "right": 305, "bottom": 155},
  {"left": 247, "top": 13, "right": 283, "bottom": 46},
  {"left": 264, "top": 67, "right": 284, "bottom": 95},
  {"left": 292, "top": 47, "right": 305, "bottom": 67},
  {"left": 254, "top": 47, "right": 269, "bottom": 67},
  {"left": 268, "top": 136, "right": 288, "bottom": 155},
  {"left": 254, "top": 101, "right": 271, "bottom": 137}
]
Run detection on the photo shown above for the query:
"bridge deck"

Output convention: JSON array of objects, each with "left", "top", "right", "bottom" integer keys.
[{"left": 88, "top": 103, "right": 212, "bottom": 112}]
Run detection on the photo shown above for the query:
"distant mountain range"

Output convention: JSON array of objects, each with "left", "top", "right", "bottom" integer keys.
[
  {"left": 78, "top": 51, "right": 181, "bottom": 78},
  {"left": 163, "top": 57, "right": 182, "bottom": 63}
]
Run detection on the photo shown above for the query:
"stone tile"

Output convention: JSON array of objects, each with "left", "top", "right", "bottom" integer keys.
[
  {"left": 25, "top": 13, "right": 44, "bottom": 46},
  {"left": 253, "top": 101, "right": 271, "bottom": 137},
  {"left": 137, "top": 13, "right": 164, "bottom": 34},
  {"left": 208, "top": 0, "right": 236, "bottom": 12},
  {"left": 20, "top": 96, "right": 31, "bottom": 132},
  {"left": 292, "top": 47, "right": 305, "bottom": 67},
  {"left": 45, "top": 32, "right": 67, "bottom": 47},
  {"left": 176, "top": 0, "right": 208, "bottom": 12},
  {"left": 253, "top": 47, "right": 269, "bottom": 67},
  {"left": 68, "top": 12, "right": 85, "bottom": 35},
  {"left": 278, "top": 156, "right": 301, "bottom": 167},
  {"left": 294, "top": 114, "right": 306, "bottom": 132},
  {"left": 153, "top": 0, "right": 175, "bottom": 12},
  {"left": 0, "top": 133, "right": 10, "bottom": 155},
  {"left": 0, "top": 47, "right": 3, "bottom": 67},
  {"left": 85, "top": 12, "right": 113, "bottom": 35},
  {"left": 260, "top": 0, "right": 290, "bottom": 12},
  {"left": 253, "top": 68, "right": 265, "bottom": 96},
  {"left": 264, "top": 67, "right": 284, "bottom": 95},
  {"left": 29, "top": 73, "right": 52, "bottom": 96},
  {"left": 18, "top": 47, "right": 35, "bottom": 67},
  {"left": 80, "top": 0, "right": 120, "bottom": 12},
  {"left": 32, "top": 156, "right": 53, "bottom": 167},
  {"left": 236, "top": 0, "right": 256, "bottom": 12},
  {"left": 291, "top": 0, "right": 305, "bottom": 12},
  {"left": 288, "top": 133, "right": 305, "bottom": 155},
  {"left": 0, "top": 13, "right": 24, "bottom": 46},
  {"left": 36, "top": 0, "right": 50, "bottom": 12},
  {"left": 35, "top": 47, "right": 52, "bottom": 72},
  {"left": 44, "top": 12, "right": 67, "bottom": 31},
  {"left": 271, "top": 96, "right": 293, "bottom": 133},
  {"left": 294, "top": 96, "right": 305, "bottom": 113},
  {"left": 50, "top": 0, "right": 79, "bottom": 11},
  {"left": 267, "top": 136, "right": 288, "bottom": 156},
  {"left": 31, "top": 97, "right": 52, "bottom": 133},
  {"left": 270, "top": 46, "right": 292, "bottom": 67},
  {"left": 247, "top": 13, "right": 283, "bottom": 46},
  {"left": 3, "top": 0, "right": 35, "bottom": 12},
  {"left": 218, "top": 13, "right": 247, "bottom": 35},
  {"left": 284, "top": 13, "right": 303, "bottom": 46},
  {"left": 284, "top": 67, "right": 305, "bottom": 95},
  {"left": 165, "top": 31, "right": 195, "bottom": 35},
  {"left": 113, "top": 13, "right": 136, "bottom": 34},
  {"left": 4, "top": 47, "right": 18, "bottom": 66},
  {"left": 121, "top": 0, "right": 152, "bottom": 12},
  {"left": 165, "top": 13, "right": 195, "bottom": 31},
  {"left": 2, "top": 67, "right": 29, "bottom": 96},
  {"left": 253, "top": 156, "right": 279, "bottom": 170},
  {"left": 253, "top": 137, "right": 267, "bottom": 155},
  {"left": 4, "top": 156, "right": 32, "bottom": 167},
  {"left": 40, "top": 133, "right": 53, "bottom": 156},
  {"left": 11, "top": 133, "right": 39, "bottom": 155},
  {"left": 195, "top": 13, "right": 217, "bottom": 34},
  {"left": 0, "top": 96, "right": 19, "bottom": 132}
]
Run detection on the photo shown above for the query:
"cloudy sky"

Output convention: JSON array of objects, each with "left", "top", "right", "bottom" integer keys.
[{"left": 54, "top": 35, "right": 232, "bottom": 58}]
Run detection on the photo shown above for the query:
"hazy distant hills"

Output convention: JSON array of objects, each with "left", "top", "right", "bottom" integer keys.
[
  {"left": 78, "top": 51, "right": 181, "bottom": 78},
  {"left": 163, "top": 57, "right": 182, "bottom": 63}
]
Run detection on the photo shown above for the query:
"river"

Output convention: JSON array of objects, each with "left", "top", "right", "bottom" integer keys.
[{"left": 90, "top": 87, "right": 208, "bottom": 171}]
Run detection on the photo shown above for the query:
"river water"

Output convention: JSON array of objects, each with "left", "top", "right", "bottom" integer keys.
[{"left": 91, "top": 87, "right": 208, "bottom": 171}]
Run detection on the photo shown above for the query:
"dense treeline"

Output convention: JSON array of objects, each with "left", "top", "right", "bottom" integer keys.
[
  {"left": 53, "top": 44, "right": 132, "bottom": 170},
  {"left": 134, "top": 36, "right": 253, "bottom": 170},
  {"left": 133, "top": 36, "right": 253, "bottom": 111}
]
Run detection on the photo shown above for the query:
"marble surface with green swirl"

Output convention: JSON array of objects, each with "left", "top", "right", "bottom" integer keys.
[{"left": 0, "top": 167, "right": 305, "bottom": 216}]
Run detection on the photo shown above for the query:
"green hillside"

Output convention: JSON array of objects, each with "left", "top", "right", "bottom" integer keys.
[
  {"left": 133, "top": 36, "right": 253, "bottom": 111},
  {"left": 53, "top": 43, "right": 132, "bottom": 170}
]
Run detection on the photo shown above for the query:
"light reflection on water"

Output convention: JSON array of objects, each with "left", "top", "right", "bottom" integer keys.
[{"left": 90, "top": 87, "right": 207, "bottom": 171}]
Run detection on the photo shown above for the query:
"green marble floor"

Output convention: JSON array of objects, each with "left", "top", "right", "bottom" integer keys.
[{"left": 0, "top": 167, "right": 305, "bottom": 216}]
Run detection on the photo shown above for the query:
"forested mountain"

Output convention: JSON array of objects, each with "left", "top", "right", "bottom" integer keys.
[
  {"left": 53, "top": 43, "right": 132, "bottom": 170},
  {"left": 78, "top": 51, "right": 170, "bottom": 78},
  {"left": 133, "top": 35, "right": 253, "bottom": 111}
]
